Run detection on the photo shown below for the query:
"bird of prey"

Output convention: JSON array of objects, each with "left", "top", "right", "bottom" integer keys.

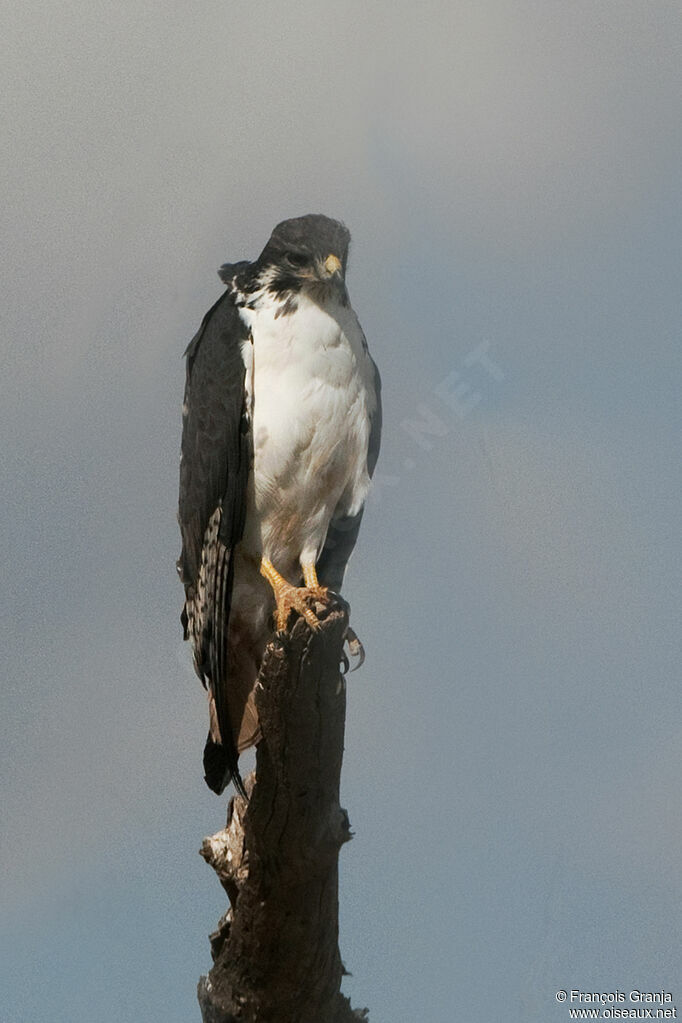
[{"left": 178, "top": 214, "right": 381, "bottom": 797}]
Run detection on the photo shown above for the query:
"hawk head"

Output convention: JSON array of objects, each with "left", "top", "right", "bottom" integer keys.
[{"left": 255, "top": 214, "right": 351, "bottom": 299}]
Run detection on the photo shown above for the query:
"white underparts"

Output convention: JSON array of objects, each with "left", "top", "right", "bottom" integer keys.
[{"left": 236, "top": 284, "right": 376, "bottom": 581}]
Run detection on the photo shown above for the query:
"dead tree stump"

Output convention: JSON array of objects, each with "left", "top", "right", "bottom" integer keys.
[{"left": 197, "top": 596, "right": 368, "bottom": 1023}]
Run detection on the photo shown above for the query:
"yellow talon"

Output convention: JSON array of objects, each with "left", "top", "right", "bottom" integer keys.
[{"left": 260, "top": 558, "right": 326, "bottom": 631}]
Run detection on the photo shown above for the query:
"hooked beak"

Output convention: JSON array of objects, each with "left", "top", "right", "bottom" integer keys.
[{"left": 319, "top": 253, "right": 343, "bottom": 280}]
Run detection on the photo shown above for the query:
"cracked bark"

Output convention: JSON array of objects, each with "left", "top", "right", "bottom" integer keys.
[{"left": 197, "top": 597, "right": 368, "bottom": 1023}]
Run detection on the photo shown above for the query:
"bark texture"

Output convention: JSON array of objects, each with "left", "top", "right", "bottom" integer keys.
[{"left": 197, "top": 597, "right": 368, "bottom": 1023}]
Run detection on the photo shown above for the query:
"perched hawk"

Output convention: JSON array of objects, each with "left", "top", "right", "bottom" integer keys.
[{"left": 178, "top": 214, "right": 381, "bottom": 796}]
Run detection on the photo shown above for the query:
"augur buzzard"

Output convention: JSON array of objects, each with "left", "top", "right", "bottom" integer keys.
[{"left": 178, "top": 214, "right": 381, "bottom": 796}]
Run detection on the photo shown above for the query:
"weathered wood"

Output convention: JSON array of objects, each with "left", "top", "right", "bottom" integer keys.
[{"left": 197, "top": 597, "right": 368, "bottom": 1023}]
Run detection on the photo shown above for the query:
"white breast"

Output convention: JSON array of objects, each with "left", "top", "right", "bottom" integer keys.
[{"left": 238, "top": 289, "right": 376, "bottom": 575}]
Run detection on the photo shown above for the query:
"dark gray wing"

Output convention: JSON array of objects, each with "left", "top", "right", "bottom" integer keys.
[
  {"left": 217, "top": 260, "right": 250, "bottom": 287},
  {"left": 178, "top": 287, "right": 251, "bottom": 796},
  {"left": 317, "top": 358, "right": 382, "bottom": 592}
]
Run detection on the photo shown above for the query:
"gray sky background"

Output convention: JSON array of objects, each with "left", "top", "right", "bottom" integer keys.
[{"left": 1, "top": 2, "right": 680, "bottom": 1021}]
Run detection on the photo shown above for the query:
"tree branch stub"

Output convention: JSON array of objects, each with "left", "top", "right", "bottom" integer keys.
[{"left": 197, "top": 597, "right": 368, "bottom": 1023}]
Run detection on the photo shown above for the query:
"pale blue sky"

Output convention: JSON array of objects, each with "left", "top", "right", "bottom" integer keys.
[{"left": 1, "top": 3, "right": 680, "bottom": 1021}]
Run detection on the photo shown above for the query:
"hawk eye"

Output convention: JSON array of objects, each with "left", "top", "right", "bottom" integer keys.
[{"left": 285, "top": 251, "right": 309, "bottom": 269}]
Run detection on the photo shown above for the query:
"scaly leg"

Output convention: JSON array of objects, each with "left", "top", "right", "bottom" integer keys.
[
  {"left": 301, "top": 561, "right": 329, "bottom": 600},
  {"left": 260, "top": 558, "right": 325, "bottom": 632}
]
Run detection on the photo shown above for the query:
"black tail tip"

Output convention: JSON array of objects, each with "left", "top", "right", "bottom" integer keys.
[{"left": 203, "top": 735, "right": 248, "bottom": 800}]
